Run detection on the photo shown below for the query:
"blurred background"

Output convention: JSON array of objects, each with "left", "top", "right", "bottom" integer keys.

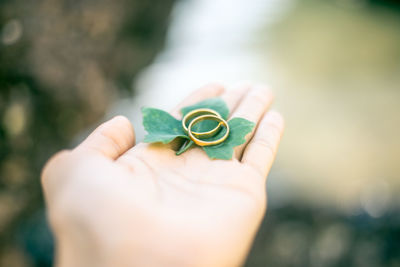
[{"left": 0, "top": 0, "right": 399, "bottom": 266}]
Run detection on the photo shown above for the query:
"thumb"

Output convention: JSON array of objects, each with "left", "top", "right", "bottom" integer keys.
[{"left": 76, "top": 116, "right": 135, "bottom": 160}]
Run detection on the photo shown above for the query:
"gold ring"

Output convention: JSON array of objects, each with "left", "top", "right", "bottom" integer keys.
[
  {"left": 188, "top": 114, "right": 229, "bottom": 147},
  {"left": 182, "top": 108, "right": 223, "bottom": 138}
]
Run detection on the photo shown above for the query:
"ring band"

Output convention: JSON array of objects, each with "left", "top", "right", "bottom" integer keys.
[
  {"left": 182, "top": 108, "right": 223, "bottom": 138},
  {"left": 188, "top": 114, "right": 229, "bottom": 147}
]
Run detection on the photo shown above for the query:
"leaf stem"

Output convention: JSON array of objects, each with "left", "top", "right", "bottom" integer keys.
[{"left": 176, "top": 140, "right": 194, "bottom": 155}]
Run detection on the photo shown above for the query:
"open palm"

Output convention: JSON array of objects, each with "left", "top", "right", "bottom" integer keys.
[{"left": 42, "top": 84, "right": 284, "bottom": 267}]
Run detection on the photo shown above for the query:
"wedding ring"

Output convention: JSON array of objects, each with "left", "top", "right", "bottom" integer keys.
[
  {"left": 182, "top": 108, "right": 223, "bottom": 138},
  {"left": 188, "top": 114, "right": 229, "bottom": 146}
]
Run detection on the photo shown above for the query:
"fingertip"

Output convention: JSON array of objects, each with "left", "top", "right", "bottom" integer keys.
[
  {"left": 76, "top": 115, "right": 136, "bottom": 159},
  {"left": 193, "top": 83, "right": 225, "bottom": 99},
  {"left": 112, "top": 115, "right": 130, "bottom": 122},
  {"left": 252, "top": 84, "right": 275, "bottom": 101},
  {"left": 111, "top": 115, "right": 131, "bottom": 125},
  {"left": 201, "top": 82, "right": 226, "bottom": 94},
  {"left": 171, "top": 83, "right": 226, "bottom": 118},
  {"left": 111, "top": 115, "right": 136, "bottom": 145}
]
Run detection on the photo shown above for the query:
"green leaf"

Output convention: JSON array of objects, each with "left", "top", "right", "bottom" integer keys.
[
  {"left": 202, "top": 118, "right": 255, "bottom": 160},
  {"left": 180, "top": 97, "right": 229, "bottom": 133},
  {"left": 142, "top": 107, "right": 189, "bottom": 144},
  {"left": 142, "top": 98, "right": 255, "bottom": 160}
]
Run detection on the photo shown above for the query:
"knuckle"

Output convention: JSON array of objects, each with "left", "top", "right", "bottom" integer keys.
[
  {"left": 249, "top": 93, "right": 269, "bottom": 108},
  {"left": 41, "top": 149, "right": 72, "bottom": 185},
  {"left": 268, "top": 111, "right": 285, "bottom": 131},
  {"left": 47, "top": 193, "right": 83, "bottom": 233},
  {"left": 273, "top": 111, "right": 285, "bottom": 125},
  {"left": 268, "top": 124, "right": 282, "bottom": 142},
  {"left": 256, "top": 138, "right": 275, "bottom": 154}
]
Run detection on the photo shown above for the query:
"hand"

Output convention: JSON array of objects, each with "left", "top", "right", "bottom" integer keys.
[{"left": 42, "top": 84, "right": 284, "bottom": 267}]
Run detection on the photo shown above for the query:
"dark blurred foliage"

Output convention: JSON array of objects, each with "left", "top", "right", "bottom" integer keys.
[
  {"left": 369, "top": 0, "right": 400, "bottom": 9},
  {"left": 246, "top": 205, "right": 400, "bottom": 267},
  {"left": 0, "top": 0, "right": 175, "bottom": 266}
]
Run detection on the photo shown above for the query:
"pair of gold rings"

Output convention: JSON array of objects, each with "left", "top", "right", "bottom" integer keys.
[{"left": 182, "top": 108, "right": 230, "bottom": 147}]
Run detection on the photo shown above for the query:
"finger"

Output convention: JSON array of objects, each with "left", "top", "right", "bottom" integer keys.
[
  {"left": 242, "top": 110, "right": 284, "bottom": 179},
  {"left": 230, "top": 85, "right": 274, "bottom": 159},
  {"left": 170, "top": 83, "right": 225, "bottom": 118},
  {"left": 75, "top": 116, "right": 135, "bottom": 160},
  {"left": 220, "top": 84, "right": 251, "bottom": 116}
]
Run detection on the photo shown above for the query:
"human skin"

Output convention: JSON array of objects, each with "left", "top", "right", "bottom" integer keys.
[{"left": 41, "top": 84, "right": 284, "bottom": 267}]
